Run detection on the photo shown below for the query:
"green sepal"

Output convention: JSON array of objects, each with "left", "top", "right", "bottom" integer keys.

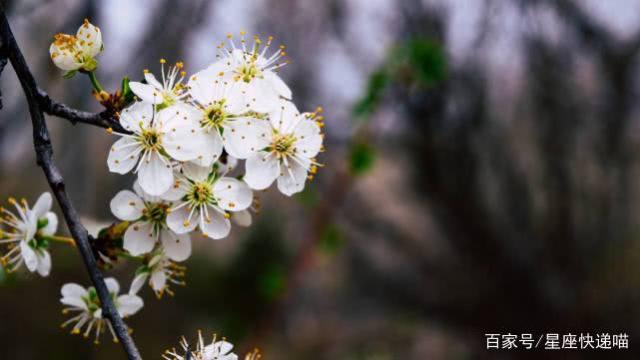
[{"left": 62, "top": 70, "right": 77, "bottom": 79}]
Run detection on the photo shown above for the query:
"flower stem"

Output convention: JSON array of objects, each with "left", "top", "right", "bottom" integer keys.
[
  {"left": 116, "top": 250, "right": 144, "bottom": 261},
  {"left": 43, "top": 235, "right": 76, "bottom": 247},
  {"left": 87, "top": 71, "right": 104, "bottom": 93}
]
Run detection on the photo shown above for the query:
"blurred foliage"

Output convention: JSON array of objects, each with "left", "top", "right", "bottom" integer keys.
[
  {"left": 180, "top": 215, "right": 289, "bottom": 341},
  {"left": 353, "top": 38, "right": 446, "bottom": 119},
  {"left": 349, "top": 141, "right": 376, "bottom": 176},
  {"left": 295, "top": 186, "right": 320, "bottom": 208},
  {"left": 318, "top": 223, "right": 345, "bottom": 256}
]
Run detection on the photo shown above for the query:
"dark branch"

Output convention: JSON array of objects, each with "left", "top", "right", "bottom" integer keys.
[
  {"left": 36, "top": 89, "right": 130, "bottom": 133},
  {"left": 0, "top": 8, "right": 141, "bottom": 360}
]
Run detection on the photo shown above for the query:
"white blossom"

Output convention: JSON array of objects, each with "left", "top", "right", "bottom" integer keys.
[
  {"left": 129, "top": 251, "right": 186, "bottom": 298},
  {"left": 0, "top": 192, "right": 57, "bottom": 276},
  {"left": 163, "top": 331, "right": 238, "bottom": 360},
  {"left": 164, "top": 163, "right": 253, "bottom": 240},
  {"left": 49, "top": 19, "right": 102, "bottom": 72},
  {"left": 206, "top": 33, "right": 291, "bottom": 112},
  {"left": 130, "top": 59, "right": 187, "bottom": 108},
  {"left": 107, "top": 101, "right": 211, "bottom": 195},
  {"left": 60, "top": 278, "right": 143, "bottom": 344},
  {"left": 110, "top": 181, "right": 191, "bottom": 261},
  {"left": 182, "top": 71, "right": 271, "bottom": 166},
  {"left": 244, "top": 100, "right": 323, "bottom": 196}
]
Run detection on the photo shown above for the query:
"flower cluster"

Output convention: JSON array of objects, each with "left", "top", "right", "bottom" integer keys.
[
  {"left": 36, "top": 20, "right": 326, "bottom": 352},
  {"left": 104, "top": 32, "right": 324, "bottom": 294}
]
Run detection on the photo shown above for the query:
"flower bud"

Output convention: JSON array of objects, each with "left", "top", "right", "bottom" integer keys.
[{"left": 49, "top": 19, "right": 103, "bottom": 72}]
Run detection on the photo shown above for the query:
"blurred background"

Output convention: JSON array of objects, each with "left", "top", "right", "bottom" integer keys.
[{"left": 1, "top": 0, "right": 640, "bottom": 358}]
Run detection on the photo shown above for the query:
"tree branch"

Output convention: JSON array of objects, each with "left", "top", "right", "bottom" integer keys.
[
  {"left": 37, "top": 89, "right": 130, "bottom": 133},
  {"left": 0, "top": 8, "right": 141, "bottom": 360}
]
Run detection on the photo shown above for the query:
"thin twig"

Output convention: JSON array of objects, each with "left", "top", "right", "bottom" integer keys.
[
  {"left": 37, "top": 89, "right": 130, "bottom": 133},
  {"left": 0, "top": 8, "right": 142, "bottom": 360}
]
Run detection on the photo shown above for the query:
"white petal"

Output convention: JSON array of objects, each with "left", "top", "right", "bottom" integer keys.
[
  {"left": 182, "top": 162, "right": 211, "bottom": 182},
  {"left": 277, "top": 158, "right": 309, "bottom": 196},
  {"left": 31, "top": 192, "right": 53, "bottom": 219},
  {"left": 241, "top": 79, "right": 278, "bottom": 113},
  {"left": 133, "top": 180, "right": 162, "bottom": 203},
  {"left": 120, "top": 102, "right": 155, "bottom": 131},
  {"left": 49, "top": 43, "right": 82, "bottom": 71},
  {"left": 20, "top": 241, "right": 38, "bottom": 272},
  {"left": 160, "top": 229, "right": 191, "bottom": 262},
  {"left": 218, "top": 341, "right": 234, "bottom": 355},
  {"left": 190, "top": 131, "right": 223, "bottom": 167},
  {"left": 42, "top": 212, "right": 59, "bottom": 236},
  {"left": 138, "top": 152, "right": 173, "bottom": 196},
  {"left": 76, "top": 20, "right": 102, "bottom": 57},
  {"left": 149, "top": 270, "right": 167, "bottom": 292},
  {"left": 123, "top": 222, "right": 157, "bottom": 256},
  {"left": 129, "top": 272, "right": 148, "bottom": 295},
  {"left": 110, "top": 190, "right": 144, "bottom": 221},
  {"left": 244, "top": 153, "right": 279, "bottom": 190},
  {"left": 61, "top": 283, "right": 87, "bottom": 299},
  {"left": 232, "top": 210, "right": 252, "bottom": 227},
  {"left": 161, "top": 104, "right": 211, "bottom": 161},
  {"left": 129, "top": 82, "right": 164, "bottom": 104},
  {"left": 293, "top": 119, "right": 322, "bottom": 158},
  {"left": 36, "top": 250, "right": 51, "bottom": 277},
  {"left": 144, "top": 72, "right": 164, "bottom": 90},
  {"left": 104, "top": 277, "right": 120, "bottom": 295},
  {"left": 269, "top": 99, "right": 301, "bottom": 133},
  {"left": 213, "top": 177, "right": 253, "bottom": 211},
  {"left": 223, "top": 118, "right": 272, "bottom": 159},
  {"left": 117, "top": 294, "right": 143, "bottom": 317},
  {"left": 265, "top": 70, "right": 292, "bottom": 99},
  {"left": 200, "top": 209, "right": 231, "bottom": 240},
  {"left": 159, "top": 179, "right": 188, "bottom": 201},
  {"left": 187, "top": 68, "right": 221, "bottom": 104},
  {"left": 166, "top": 206, "right": 198, "bottom": 234},
  {"left": 107, "top": 137, "right": 140, "bottom": 174}
]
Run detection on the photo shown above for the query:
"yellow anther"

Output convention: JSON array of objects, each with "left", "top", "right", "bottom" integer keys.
[
  {"left": 106, "top": 127, "right": 113, "bottom": 134},
  {"left": 160, "top": 58, "right": 166, "bottom": 64},
  {"left": 176, "top": 61, "right": 184, "bottom": 69},
  {"left": 224, "top": 212, "right": 231, "bottom": 219}
]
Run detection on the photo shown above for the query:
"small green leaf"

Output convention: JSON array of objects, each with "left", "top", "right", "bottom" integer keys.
[
  {"left": 121, "top": 76, "right": 134, "bottom": 102},
  {"left": 349, "top": 141, "right": 376, "bottom": 175},
  {"left": 352, "top": 69, "right": 389, "bottom": 119},
  {"left": 62, "top": 70, "right": 77, "bottom": 79},
  {"left": 319, "top": 224, "right": 345, "bottom": 255}
]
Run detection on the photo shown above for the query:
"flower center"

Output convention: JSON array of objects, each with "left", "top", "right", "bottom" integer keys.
[
  {"left": 270, "top": 133, "right": 297, "bottom": 158},
  {"left": 142, "top": 203, "right": 169, "bottom": 230},
  {"left": 201, "top": 100, "right": 227, "bottom": 130},
  {"left": 138, "top": 128, "right": 163, "bottom": 151},
  {"left": 187, "top": 182, "right": 215, "bottom": 207},
  {"left": 236, "top": 57, "right": 262, "bottom": 82}
]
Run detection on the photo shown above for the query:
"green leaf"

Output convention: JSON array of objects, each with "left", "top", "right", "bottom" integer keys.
[
  {"left": 318, "top": 223, "right": 345, "bottom": 256},
  {"left": 62, "top": 70, "right": 77, "bottom": 79},
  {"left": 121, "top": 76, "right": 134, "bottom": 102},
  {"left": 391, "top": 39, "right": 447, "bottom": 87},
  {"left": 352, "top": 69, "right": 389, "bottom": 119},
  {"left": 349, "top": 141, "right": 376, "bottom": 175}
]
